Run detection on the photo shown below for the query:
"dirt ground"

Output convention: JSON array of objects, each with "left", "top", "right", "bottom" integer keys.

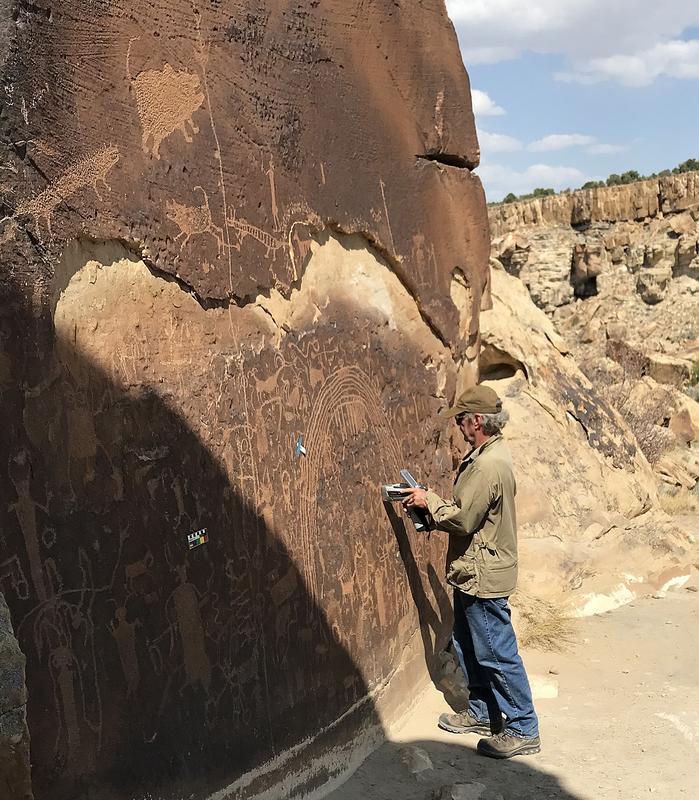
[{"left": 327, "top": 557, "right": 698, "bottom": 800}]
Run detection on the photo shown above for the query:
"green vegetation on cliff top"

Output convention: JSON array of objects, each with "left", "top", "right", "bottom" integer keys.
[{"left": 497, "top": 158, "right": 699, "bottom": 206}]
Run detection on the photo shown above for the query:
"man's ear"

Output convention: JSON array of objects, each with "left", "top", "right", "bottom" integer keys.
[{"left": 474, "top": 414, "right": 483, "bottom": 429}]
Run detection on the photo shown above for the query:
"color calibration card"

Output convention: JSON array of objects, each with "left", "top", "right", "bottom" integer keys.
[{"left": 188, "top": 528, "right": 209, "bottom": 550}]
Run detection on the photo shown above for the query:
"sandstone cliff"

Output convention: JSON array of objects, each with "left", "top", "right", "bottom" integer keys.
[
  {"left": 489, "top": 172, "right": 699, "bottom": 312},
  {"left": 488, "top": 174, "right": 699, "bottom": 503},
  {"left": 0, "top": 3, "right": 488, "bottom": 799},
  {"left": 489, "top": 172, "right": 699, "bottom": 235}
]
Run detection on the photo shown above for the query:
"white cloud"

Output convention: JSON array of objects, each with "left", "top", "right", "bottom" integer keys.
[
  {"left": 461, "top": 45, "right": 518, "bottom": 65},
  {"left": 478, "top": 162, "right": 593, "bottom": 202},
  {"left": 471, "top": 89, "right": 506, "bottom": 117},
  {"left": 526, "top": 133, "right": 627, "bottom": 154},
  {"left": 586, "top": 143, "right": 628, "bottom": 155},
  {"left": 529, "top": 133, "right": 597, "bottom": 152},
  {"left": 478, "top": 130, "right": 522, "bottom": 153},
  {"left": 446, "top": 0, "right": 699, "bottom": 84},
  {"left": 556, "top": 39, "right": 699, "bottom": 87}
]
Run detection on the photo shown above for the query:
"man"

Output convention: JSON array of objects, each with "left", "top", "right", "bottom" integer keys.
[{"left": 402, "top": 384, "right": 540, "bottom": 759}]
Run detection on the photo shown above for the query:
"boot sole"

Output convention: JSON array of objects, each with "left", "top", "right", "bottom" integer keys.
[
  {"left": 477, "top": 743, "right": 541, "bottom": 759},
  {"left": 438, "top": 720, "right": 493, "bottom": 736}
]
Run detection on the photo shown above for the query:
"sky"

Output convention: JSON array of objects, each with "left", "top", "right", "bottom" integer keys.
[{"left": 445, "top": 1, "right": 699, "bottom": 201}]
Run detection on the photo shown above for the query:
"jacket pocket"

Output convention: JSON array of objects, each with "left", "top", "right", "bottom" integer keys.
[
  {"left": 447, "top": 554, "right": 480, "bottom": 594},
  {"left": 479, "top": 561, "right": 518, "bottom": 597}
]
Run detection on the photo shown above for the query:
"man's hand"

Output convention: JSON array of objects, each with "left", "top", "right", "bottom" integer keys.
[{"left": 402, "top": 487, "right": 428, "bottom": 510}]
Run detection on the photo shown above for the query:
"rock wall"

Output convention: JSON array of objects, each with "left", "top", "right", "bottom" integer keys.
[
  {"left": 488, "top": 173, "right": 699, "bottom": 312},
  {"left": 0, "top": 3, "right": 489, "bottom": 800}
]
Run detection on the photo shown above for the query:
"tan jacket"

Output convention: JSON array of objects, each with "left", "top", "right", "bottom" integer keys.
[{"left": 425, "top": 434, "right": 518, "bottom": 598}]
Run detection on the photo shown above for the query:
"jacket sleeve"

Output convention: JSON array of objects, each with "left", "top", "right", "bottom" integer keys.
[{"left": 425, "top": 467, "right": 495, "bottom": 536}]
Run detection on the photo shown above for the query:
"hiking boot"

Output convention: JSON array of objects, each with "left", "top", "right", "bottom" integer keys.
[
  {"left": 438, "top": 711, "right": 502, "bottom": 736},
  {"left": 477, "top": 731, "right": 541, "bottom": 759}
]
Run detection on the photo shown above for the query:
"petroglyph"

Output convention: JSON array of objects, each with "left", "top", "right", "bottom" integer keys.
[
  {"left": 0, "top": 555, "right": 30, "bottom": 601},
  {"left": 109, "top": 608, "right": 141, "bottom": 698},
  {"left": 299, "top": 365, "right": 404, "bottom": 607},
  {"left": 267, "top": 156, "right": 281, "bottom": 231},
  {"left": 170, "top": 564, "right": 212, "bottom": 692},
  {"left": 9, "top": 451, "right": 47, "bottom": 603},
  {"left": 13, "top": 145, "right": 119, "bottom": 237},
  {"left": 127, "top": 38, "right": 204, "bottom": 159},
  {"left": 166, "top": 186, "right": 224, "bottom": 253},
  {"left": 227, "top": 213, "right": 285, "bottom": 258},
  {"left": 379, "top": 177, "right": 396, "bottom": 254}
]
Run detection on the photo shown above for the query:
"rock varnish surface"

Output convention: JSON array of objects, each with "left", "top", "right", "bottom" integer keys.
[{"left": 0, "top": 3, "right": 488, "bottom": 799}]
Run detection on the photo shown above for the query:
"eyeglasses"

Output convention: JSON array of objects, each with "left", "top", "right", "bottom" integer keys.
[{"left": 455, "top": 413, "right": 467, "bottom": 425}]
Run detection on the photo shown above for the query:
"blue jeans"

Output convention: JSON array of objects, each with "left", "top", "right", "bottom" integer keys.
[{"left": 452, "top": 591, "right": 539, "bottom": 738}]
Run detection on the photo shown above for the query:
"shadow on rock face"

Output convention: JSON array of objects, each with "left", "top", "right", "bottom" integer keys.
[
  {"left": 383, "top": 501, "right": 460, "bottom": 708},
  {"left": 0, "top": 273, "right": 381, "bottom": 800}
]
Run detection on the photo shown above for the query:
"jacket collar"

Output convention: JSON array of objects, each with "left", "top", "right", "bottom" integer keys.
[{"left": 460, "top": 433, "right": 503, "bottom": 467}]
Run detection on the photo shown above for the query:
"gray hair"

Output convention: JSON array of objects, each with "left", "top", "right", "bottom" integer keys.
[{"left": 461, "top": 409, "right": 510, "bottom": 436}]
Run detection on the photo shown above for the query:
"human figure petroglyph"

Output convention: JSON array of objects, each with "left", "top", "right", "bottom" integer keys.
[
  {"left": 166, "top": 186, "right": 224, "bottom": 253},
  {"left": 0, "top": 555, "right": 30, "bottom": 601},
  {"left": 169, "top": 563, "right": 211, "bottom": 693},
  {"left": 29, "top": 553, "right": 103, "bottom": 771},
  {"left": 50, "top": 645, "right": 82, "bottom": 762},
  {"left": 109, "top": 607, "right": 141, "bottom": 698},
  {"left": 9, "top": 450, "right": 47, "bottom": 603},
  {"left": 127, "top": 37, "right": 204, "bottom": 160},
  {"left": 12, "top": 144, "right": 119, "bottom": 238},
  {"left": 124, "top": 548, "right": 159, "bottom": 606}
]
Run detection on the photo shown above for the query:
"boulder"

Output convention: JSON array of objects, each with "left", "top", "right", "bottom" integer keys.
[
  {"left": 647, "top": 353, "right": 693, "bottom": 386},
  {"left": 572, "top": 239, "right": 608, "bottom": 298},
  {"left": 637, "top": 266, "right": 673, "bottom": 304},
  {"left": 0, "top": 595, "right": 32, "bottom": 800}
]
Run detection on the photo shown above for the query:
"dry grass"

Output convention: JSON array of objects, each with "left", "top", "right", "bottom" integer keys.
[
  {"left": 510, "top": 591, "right": 578, "bottom": 652},
  {"left": 658, "top": 490, "right": 699, "bottom": 515}
]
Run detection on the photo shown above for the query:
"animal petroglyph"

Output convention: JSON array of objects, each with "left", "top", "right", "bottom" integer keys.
[
  {"left": 127, "top": 39, "right": 205, "bottom": 160},
  {"left": 166, "top": 186, "right": 224, "bottom": 253},
  {"left": 13, "top": 145, "right": 120, "bottom": 237},
  {"left": 227, "top": 213, "right": 285, "bottom": 258}
]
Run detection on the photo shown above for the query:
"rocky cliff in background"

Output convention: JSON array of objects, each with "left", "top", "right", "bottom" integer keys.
[
  {"left": 0, "top": 3, "right": 488, "bottom": 799},
  {"left": 489, "top": 172, "right": 699, "bottom": 313},
  {"left": 478, "top": 265, "right": 693, "bottom": 620},
  {"left": 488, "top": 174, "right": 699, "bottom": 500}
]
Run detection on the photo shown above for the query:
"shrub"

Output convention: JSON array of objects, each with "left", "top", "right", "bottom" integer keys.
[
  {"left": 496, "top": 158, "right": 699, "bottom": 205},
  {"left": 659, "top": 490, "right": 699, "bottom": 515},
  {"left": 510, "top": 592, "right": 577, "bottom": 652},
  {"left": 673, "top": 158, "right": 699, "bottom": 174},
  {"left": 690, "top": 361, "right": 699, "bottom": 387}
]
